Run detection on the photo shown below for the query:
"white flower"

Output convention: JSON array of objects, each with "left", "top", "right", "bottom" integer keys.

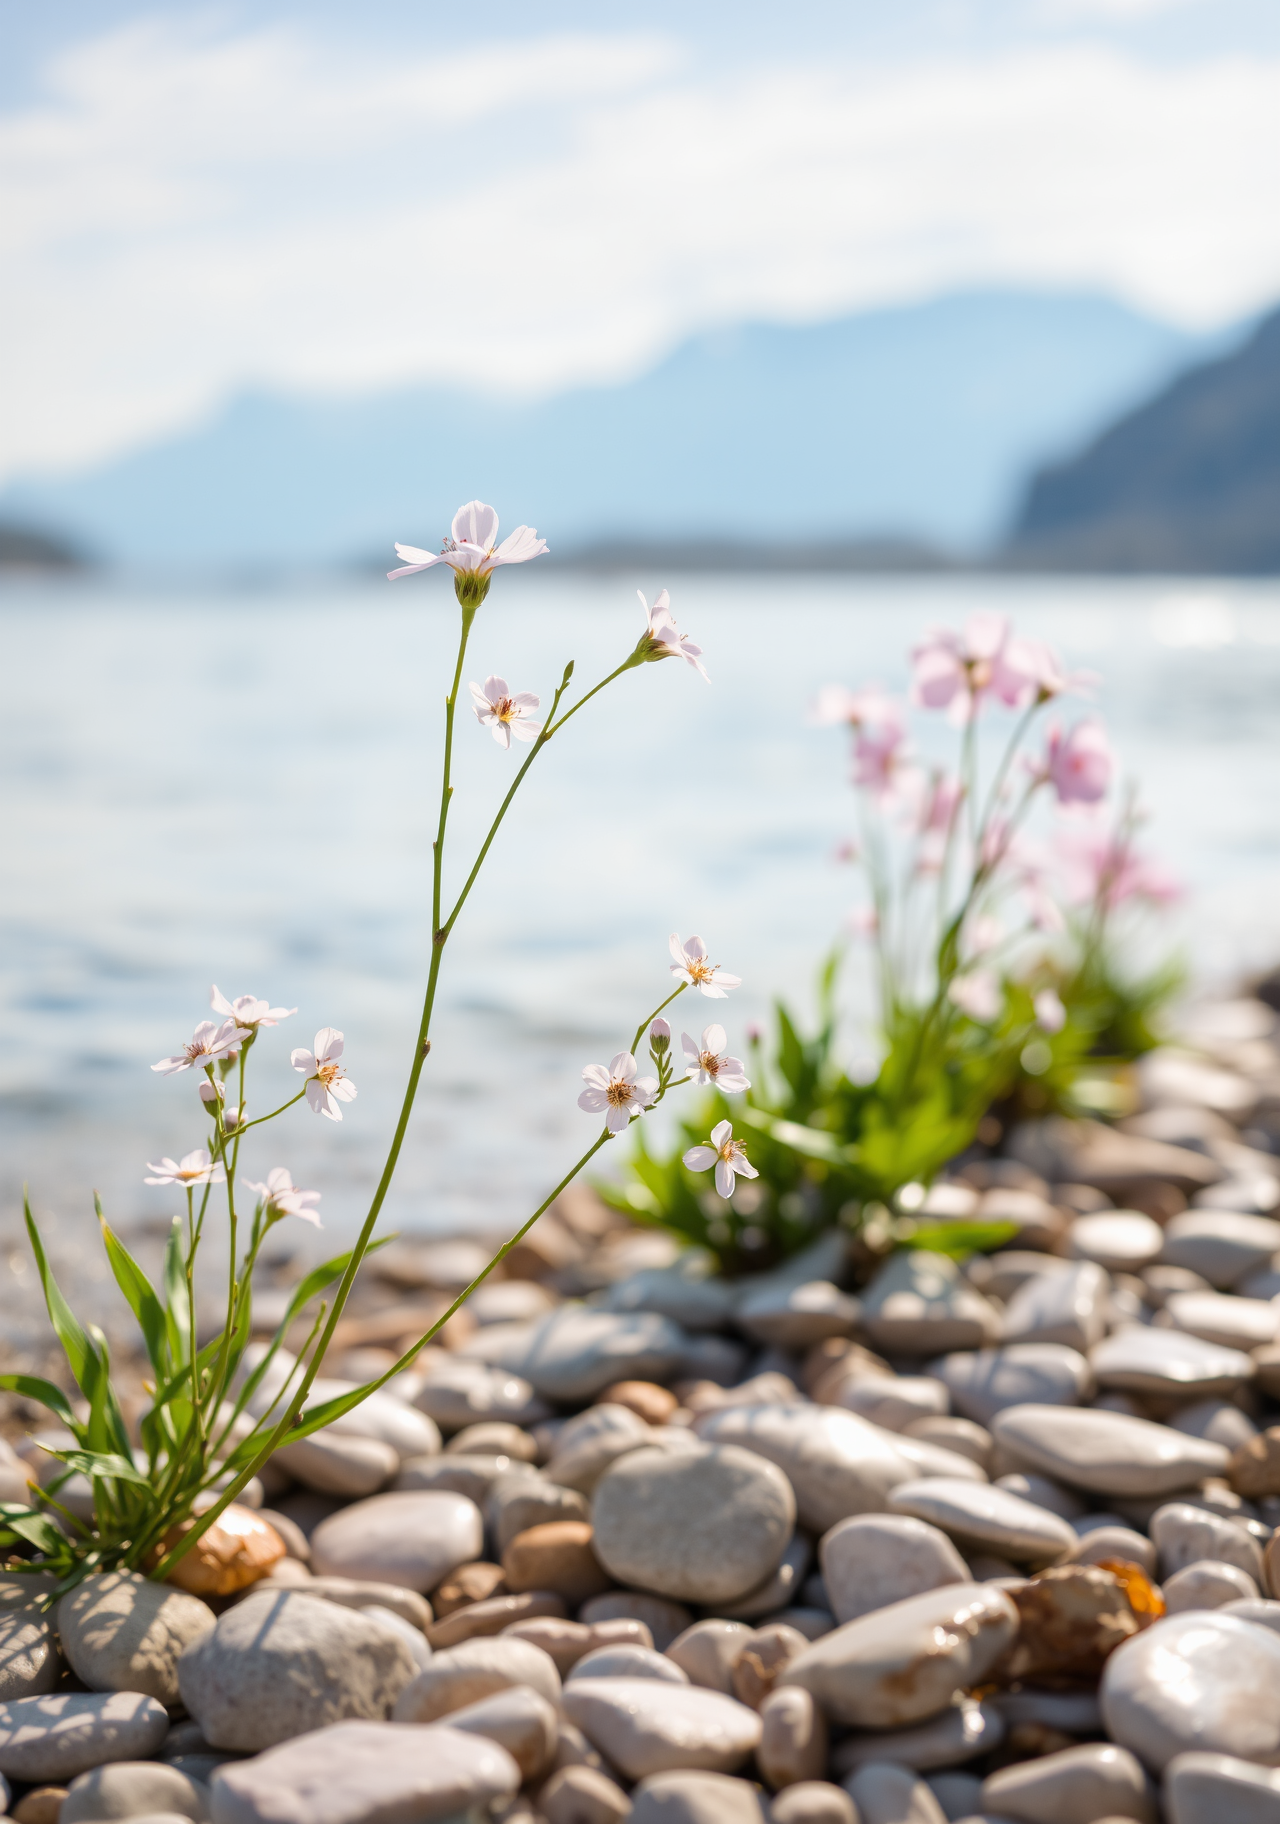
[
  {"left": 151, "top": 1018, "right": 250, "bottom": 1076},
  {"left": 948, "top": 971, "right": 1002, "bottom": 1024},
  {"left": 210, "top": 986, "right": 297, "bottom": 1028},
  {"left": 389, "top": 501, "right": 547, "bottom": 582},
  {"left": 639, "top": 590, "right": 709, "bottom": 681},
  {"left": 669, "top": 933, "right": 741, "bottom": 999},
  {"left": 683, "top": 1120, "right": 759, "bottom": 1199},
  {"left": 243, "top": 1166, "right": 322, "bottom": 1228},
  {"left": 1034, "top": 988, "right": 1067, "bottom": 1034},
  {"left": 681, "top": 1024, "right": 750, "bottom": 1093},
  {"left": 291, "top": 1028, "right": 357, "bottom": 1120},
  {"left": 470, "top": 676, "right": 542, "bottom": 749},
  {"left": 578, "top": 1051, "right": 658, "bottom": 1134},
  {"left": 144, "top": 1148, "right": 225, "bottom": 1188}
]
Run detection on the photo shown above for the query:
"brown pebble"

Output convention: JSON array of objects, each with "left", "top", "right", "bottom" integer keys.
[
  {"left": 768, "top": 1782, "right": 854, "bottom": 1824},
  {"left": 503, "top": 1522, "right": 613, "bottom": 1606},
  {"left": 580, "top": 1591, "right": 692, "bottom": 1652},
  {"left": 156, "top": 1504, "right": 285, "bottom": 1596},
  {"left": 11, "top": 1788, "right": 68, "bottom": 1824},
  {"left": 539, "top": 1764, "right": 632, "bottom": 1824},
  {"left": 598, "top": 1382, "right": 678, "bottom": 1426},
  {"left": 504, "top": 1615, "right": 653, "bottom": 1676},
  {"left": 994, "top": 1563, "right": 1155, "bottom": 1684},
  {"left": 433, "top": 1561, "right": 509, "bottom": 1617},
  {"left": 731, "top": 1623, "right": 809, "bottom": 1708},
  {"left": 427, "top": 1589, "right": 567, "bottom": 1649},
  {"left": 1228, "top": 1427, "right": 1280, "bottom": 1500}
]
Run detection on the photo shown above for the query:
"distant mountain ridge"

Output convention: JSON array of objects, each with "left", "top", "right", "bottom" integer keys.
[
  {"left": 0, "top": 290, "right": 1210, "bottom": 572},
  {"left": 1005, "top": 305, "right": 1280, "bottom": 573}
]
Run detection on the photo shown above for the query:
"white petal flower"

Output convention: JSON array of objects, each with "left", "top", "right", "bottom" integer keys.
[
  {"left": 669, "top": 933, "right": 742, "bottom": 999},
  {"left": 578, "top": 1050, "right": 659, "bottom": 1135},
  {"left": 210, "top": 986, "right": 297, "bottom": 1028},
  {"left": 291, "top": 1027, "right": 357, "bottom": 1121},
  {"left": 683, "top": 1120, "right": 759, "bottom": 1199},
  {"left": 639, "top": 590, "right": 709, "bottom": 681},
  {"left": 389, "top": 500, "right": 548, "bottom": 582},
  {"left": 1034, "top": 988, "right": 1067, "bottom": 1034},
  {"left": 243, "top": 1166, "right": 323, "bottom": 1228},
  {"left": 948, "top": 971, "right": 1002, "bottom": 1024},
  {"left": 469, "top": 676, "right": 542, "bottom": 749},
  {"left": 151, "top": 1017, "right": 251, "bottom": 1075},
  {"left": 144, "top": 1148, "right": 225, "bottom": 1188},
  {"left": 680, "top": 1024, "right": 750, "bottom": 1093}
]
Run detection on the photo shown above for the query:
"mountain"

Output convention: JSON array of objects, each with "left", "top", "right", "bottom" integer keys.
[
  {"left": 0, "top": 291, "right": 1212, "bottom": 572},
  {"left": 1005, "top": 305, "right": 1280, "bottom": 573}
]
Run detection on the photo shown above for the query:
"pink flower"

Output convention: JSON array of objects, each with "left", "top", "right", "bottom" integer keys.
[
  {"left": 639, "top": 590, "right": 709, "bottom": 681},
  {"left": 389, "top": 500, "right": 547, "bottom": 589},
  {"left": 1042, "top": 720, "right": 1112, "bottom": 805},
  {"left": 917, "top": 771, "right": 964, "bottom": 836},
  {"left": 210, "top": 988, "right": 296, "bottom": 1029},
  {"left": 1055, "top": 824, "right": 1180, "bottom": 911},
  {"left": 853, "top": 725, "right": 913, "bottom": 802},
  {"left": 669, "top": 933, "right": 741, "bottom": 998},
  {"left": 847, "top": 905, "right": 879, "bottom": 937},
  {"left": 470, "top": 676, "right": 541, "bottom": 749},
  {"left": 151, "top": 1018, "right": 250, "bottom": 1076},
  {"left": 999, "top": 639, "right": 1098, "bottom": 707},
  {"left": 948, "top": 971, "right": 1002, "bottom": 1023},
  {"left": 683, "top": 1120, "right": 758, "bottom": 1199},
  {"left": 291, "top": 1028, "right": 357, "bottom": 1120},
  {"left": 145, "top": 1148, "right": 225, "bottom": 1188},
  {"left": 811, "top": 683, "right": 904, "bottom": 737},
  {"left": 681, "top": 1024, "right": 750, "bottom": 1093},
  {"left": 1034, "top": 988, "right": 1067, "bottom": 1034},
  {"left": 578, "top": 1052, "right": 658, "bottom": 1134},
  {"left": 911, "top": 613, "right": 1010, "bottom": 721},
  {"left": 243, "top": 1167, "right": 322, "bottom": 1228}
]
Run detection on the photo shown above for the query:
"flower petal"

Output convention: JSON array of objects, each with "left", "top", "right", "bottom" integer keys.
[
  {"left": 579, "top": 1088, "right": 608, "bottom": 1112},
  {"left": 683, "top": 1145, "right": 717, "bottom": 1171},
  {"left": 710, "top": 1120, "right": 732, "bottom": 1146},
  {"left": 714, "top": 1160, "right": 735, "bottom": 1198},
  {"left": 702, "top": 1024, "right": 726, "bottom": 1054}
]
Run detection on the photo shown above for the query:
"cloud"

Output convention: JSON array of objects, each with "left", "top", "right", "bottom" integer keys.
[{"left": 2, "top": 14, "right": 1279, "bottom": 481}]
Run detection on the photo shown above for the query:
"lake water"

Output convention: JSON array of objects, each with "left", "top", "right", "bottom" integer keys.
[{"left": 3, "top": 571, "right": 1280, "bottom": 1313}]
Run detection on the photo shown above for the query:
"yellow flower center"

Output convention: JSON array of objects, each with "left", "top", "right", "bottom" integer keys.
[
  {"left": 606, "top": 1080, "right": 634, "bottom": 1107},
  {"left": 685, "top": 956, "right": 715, "bottom": 984},
  {"left": 699, "top": 1051, "right": 720, "bottom": 1074},
  {"left": 316, "top": 1061, "right": 344, "bottom": 1088}
]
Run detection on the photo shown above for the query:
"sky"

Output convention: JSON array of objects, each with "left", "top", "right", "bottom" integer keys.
[{"left": 2, "top": 0, "right": 1279, "bottom": 486}]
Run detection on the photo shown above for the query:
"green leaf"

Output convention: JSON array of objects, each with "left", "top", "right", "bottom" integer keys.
[
  {"left": 164, "top": 1218, "right": 191, "bottom": 1368},
  {"left": 44, "top": 1447, "right": 150, "bottom": 1489},
  {"left": 0, "top": 1510, "right": 69, "bottom": 1554},
  {"left": 897, "top": 1219, "right": 1020, "bottom": 1259},
  {"left": 738, "top": 1105, "right": 855, "bottom": 1167},
  {"left": 0, "top": 1373, "right": 77, "bottom": 1429},
  {"left": 24, "top": 1192, "right": 97, "bottom": 1394},
  {"left": 96, "top": 1198, "right": 168, "bottom": 1374}
]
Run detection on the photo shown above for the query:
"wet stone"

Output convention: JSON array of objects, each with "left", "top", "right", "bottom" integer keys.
[{"left": 1100, "top": 1610, "right": 1280, "bottom": 1772}]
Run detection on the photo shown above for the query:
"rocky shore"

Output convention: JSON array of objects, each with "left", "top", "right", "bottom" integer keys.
[{"left": 5, "top": 996, "right": 1280, "bottom": 1824}]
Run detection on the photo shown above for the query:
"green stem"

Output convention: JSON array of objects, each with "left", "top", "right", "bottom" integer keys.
[{"left": 231, "top": 1089, "right": 307, "bottom": 1137}]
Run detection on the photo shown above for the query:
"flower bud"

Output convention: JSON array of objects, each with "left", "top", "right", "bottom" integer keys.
[
  {"left": 454, "top": 569, "right": 492, "bottom": 611},
  {"left": 199, "top": 1078, "right": 224, "bottom": 1104},
  {"left": 745, "top": 1022, "right": 764, "bottom": 1046},
  {"left": 649, "top": 1018, "right": 671, "bottom": 1053}
]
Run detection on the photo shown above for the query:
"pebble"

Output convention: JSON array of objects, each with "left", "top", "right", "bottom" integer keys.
[
  {"left": 1227, "top": 1427, "right": 1280, "bottom": 1499},
  {"left": 1220, "top": 1599, "right": 1280, "bottom": 1633},
  {"left": 210, "top": 1719, "right": 519, "bottom": 1824},
  {"left": 820, "top": 1515, "right": 968, "bottom": 1625},
  {"left": 570, "top": 1646, "right": 689, "bottom": 1685},
  {"left": 1101, "top": 1611, "right": 1280, "bottom": 1771},
  {"left": 431, "top": 1593, "right": 565, "bottom": 1651},
  {"left": 605, "top": 1265, "right": 737, "bottom": 1332},
  {"left": 717, "top": 1535, "right": 812, "bottom": 1621},
  {"left": 581, "top": 1594, "right": 694, "bottom": 1653},
  {"left": 490, "top": 1477, "right": 592, "bottom": 1556},
  {"left": 391, "top": 1635, "right": 561, "bottom": 1721},
  {"left": 393, "top": 1454, "right": 521, "bottom": 1504},
  {"left": 0, "top": 1693, "right": 169, "bottom": 1784},
  {"left": 924, "top": 1773, "right": 982, "bottom": 1820},
  {"left": 779, "top": 1584, "right": 1018, "bottom": 1728},
  {"left": 859, "top": 1252, "right": 1001, "bottom": 1355},
  {"left": 0, "top": 1596, "right": 59, "bottom": 1700},
  {"left": 842, "top": 1761, "right": 947, "bottom": 1824},
  {"left": 730, "top": 1625, "right": 809, "bottom": 1708},
  {"left": 757, "top": 1688, "right": 828, "bottom": 1787},
  {"left": 1071, "top": 1526, "right": 1158, "bottom": 1577},
  {"left": 1172, "top": 1399, "right": 1258, "bottom": 1451},
  {"left": 472, "top": 1308, "right": 689, "bottom": 1403},
  {"left": 1159, "top": 1212, "right": 1280, "bottom": 1288},
  {"left": 628, "top": 1771, "right": 769, "bottom": 1824},
  {"left": 541, "top": 1764, "right": 634, "bottom": 1824},
  {"left": 446, "top": 1420, "right": 540, "bottom": 1459},
  {"left": 548, "top": 1404, "right": 655, "bottom": 1492},
  {"left": 993, "top": 1473, "right": 1086, "bottom": 1521},
  {"left": 254, "top": 1572, "right": 431, "bottom": 1632},
  {"left": 469, "top": 1280, "right": 557, "bottom": 1325},
  {"left": 832, "top": 1699, "right": 1003, "bottom": 1774},
  {"left": 309, "top": 1489, "right": 483, "bottom": 1590},
  {"left": 157, "top": 1506, "right": 286, "bottom": 1597},
  {"left": 692, "top": 1405, "right": 916, "bottom": 1532},
  {"left": 177, "top": 1588, "right": 416, "bottom": 1750},
  {"left": 893, "top": 1435, "right": 989, "bottom": 1486},
  {"left": 991, "top": 1404, "right": 1229, "bottom": 1498},
  {"left": 829, "top": 1375, "right": 948, "bottom": 1434},
  {"left": 443, "top": 1685, "right": 559, "bottom": 1781},
  {"left": 769, "top": 1784, "right": 856, "bottom": 1824},
  {"left": 271, "top": 1431, "right": 400, "bottom": 1497},
  {"left": 998, "top": 1564, "right": 1155, "bottom": 1684},
  {"left": 560, "top": 1680, "right": 762, "bottom": 1780},
  {"left": 1164, "top": 1750, "right": 1280, "bottom": 1824},
  {"left": 666, "top": 1621, "right": 755, "bottom": 1693},
  {"left": 1068, "top": 1210, "right": 1165, "bottom": 1273},
  {"left": 1163, "top": 1561, "right": 1260, "bottom": 1612},
  {"left": 506, "top": 1617, "right": 653, "bottom": 1677},
  {"left": 1165, "top": 1290, "right": 1280, "bottom": 1349},
  {"left": 886, "top": 1478, "right": 1076, "bottom": 1568},
  {"left": 735, "top": 1282, "right": 862, "bottom": 1351},
  {"left": 56, "top": 1573, "right": 215, "bottom": 1707},
  {"left": 602, "top": 1381, "right": 680, "bottom": 1425},
  {"left": 1000, "top": 1261, "right": 1109, "bottom": 1354},
  {"left": 1089, "top": 1326, "right": 1254, "bottom": 1399},
  {"left": 934, "top": 1345, "right": 1093, "bottom": 1427},
  {"left": 412, "top": 1359, "right": 552, "bottom": 1431},
  {"left": 592, "top": 1445, "right": 795, "bottom": 1605},
  {"left": 59, "top": 1761, "right": 212, "bottom": 1824},
  {"left": 503, "top": 1522, "right": 613, "bottom": 1605},
  {"left": 901, "top": 1417, "right": 993, "bottom": 1471},
  {"left": 10, "top": 1789, "right": 68, "bottom": 1824},
  {"left": 980, "top": 1742, "right": 1157, "bottom": 1824},
  {"left": 1151, "top": 1501, "right": 1266, "bottom": 1583}
]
